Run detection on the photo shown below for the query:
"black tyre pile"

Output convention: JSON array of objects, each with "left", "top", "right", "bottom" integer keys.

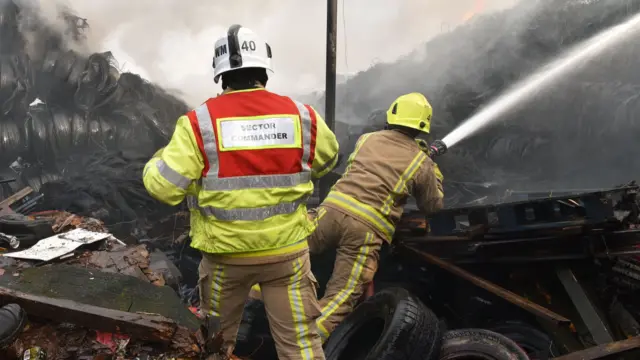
[
  {"left": 237, "top": 287, "right": 534, "bottom": 359},
  {"left": 0, "top": 1, "right": 188, "bottom": 232},
  {"left": 315, "top": 0, "right": 640, "bottom": 206}
]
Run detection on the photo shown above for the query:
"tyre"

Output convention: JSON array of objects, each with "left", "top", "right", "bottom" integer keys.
[
  {"left": 323, "top": 287, "right": 443, "bottom": 360},
  {"left": 0, "top": 214, "right": 54, "bottom": 247},
  {"left": 490, "top": 321, "right": 559, "bottom": 359},
  {"left": 440, "top": 329, "right": 530, "bottom": 360}
]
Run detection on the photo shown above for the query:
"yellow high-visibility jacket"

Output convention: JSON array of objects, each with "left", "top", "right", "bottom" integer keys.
[{"left": 143, "top": 88, "right": 339, "bottom": 257}]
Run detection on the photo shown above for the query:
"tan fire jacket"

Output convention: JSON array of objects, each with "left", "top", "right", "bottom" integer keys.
[{"left": 323, "top": 130, "right": 444, "bottom": 242}]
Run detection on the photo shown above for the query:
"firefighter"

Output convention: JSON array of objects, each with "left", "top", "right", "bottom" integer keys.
[
  {"left": 309, "top": 92, "right": 444, "bottom": 340},
  {"left": 143, "top": 24, "right": 339, "bottom": 359}
]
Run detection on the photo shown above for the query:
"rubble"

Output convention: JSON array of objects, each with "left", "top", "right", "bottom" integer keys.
[
  {"left": 86, "top": 245, "right": 166, "bottom": 286},
  {"left": 0, "top": 210, "right": 201, "bottom": 359}
]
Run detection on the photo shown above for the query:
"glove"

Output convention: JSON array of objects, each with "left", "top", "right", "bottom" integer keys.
[
  {"left": 428, "top": 140, "right": 447, "bottom": 158},
  {"left": 415, "top": 139, "right": 429, "bottom": 153}
]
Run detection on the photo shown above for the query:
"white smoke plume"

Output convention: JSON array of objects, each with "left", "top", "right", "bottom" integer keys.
[{"left": 37, "top": 0, "right": 517, "bottom": 106}]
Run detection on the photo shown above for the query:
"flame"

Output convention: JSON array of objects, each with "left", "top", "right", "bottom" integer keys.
[{"left": 462, "top": 0, "right": 486, "bottom": 22}]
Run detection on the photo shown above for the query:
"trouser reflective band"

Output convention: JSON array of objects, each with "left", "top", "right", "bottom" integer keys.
[
  {"left": 324, "top": 192, "right": 394, "bottom": 239},
  {"left": 185, "top": 195, "right": 308, "bottom": 221},
  {"left": 317, "top": 232, "right": 377, "bottom": 340},
  {"left": 200, "top": 251, "right": 324, "bottom": 359},
  {"left": 156, "top": 159, "right": 191, "bottom": 189}
]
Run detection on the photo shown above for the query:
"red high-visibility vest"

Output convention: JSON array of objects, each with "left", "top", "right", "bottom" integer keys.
[{"left": 187, "top": 89, "right": 318, "bottom": 191}]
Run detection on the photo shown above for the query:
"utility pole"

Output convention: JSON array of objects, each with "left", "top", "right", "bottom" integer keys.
[{"left": 320, "top": 0, "right": 338, "bottom": 202}]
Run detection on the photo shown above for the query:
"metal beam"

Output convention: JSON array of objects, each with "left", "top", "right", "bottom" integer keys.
[
  {"left": 556, "top": 266, "right": 614, "bottom": 345},
  {"left": 404, "top": 245, "right": 572, "bottom": 325},
  {"left": 320, "top": 0, "right": 338, "bottom": 202}
]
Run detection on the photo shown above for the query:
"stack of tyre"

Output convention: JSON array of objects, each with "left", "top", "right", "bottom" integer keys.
[
  {"left": 0, "top": 1, "right": 189, "bottom": 233},
  {"left": 321, "top": 287, "right": 530, "bottom": 360},
  {"left": 236, "top": 287, "right": 534, "bottom": 360}
]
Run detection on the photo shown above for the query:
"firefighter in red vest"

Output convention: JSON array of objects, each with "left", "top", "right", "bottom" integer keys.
[{"left": 143, "top": 24, "right": 339, "bottom": 360}]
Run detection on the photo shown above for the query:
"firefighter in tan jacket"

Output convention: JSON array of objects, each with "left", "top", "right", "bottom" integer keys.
[{"left": 310, "top": 92, "right": 444, "bottom": 340}]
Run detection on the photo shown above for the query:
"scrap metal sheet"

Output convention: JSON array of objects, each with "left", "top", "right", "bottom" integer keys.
[{"left": 3, "top": 228, "right": 110, "bottom": 261}]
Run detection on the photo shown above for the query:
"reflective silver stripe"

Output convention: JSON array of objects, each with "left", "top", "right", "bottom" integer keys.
[
  {"left": 316, "top": 153, "right": 338, "bottom": 174},
  {"left": 185, "top": 195, "right": 307, "bottom": 221},
  {"left": 202, "top": 172, "right": 311, "bottom": 191},
  {"left": 186, "top": 195, "right": 198, "bottom": 209},
  {"left": 292, "top": 100, "right": 313, "bottom": 172},
  {"left": 156, "top": 159, "right": 191, "bottom": 189},
  {"left": 194, "top": 103, "right": 219, "bottom": 177}
]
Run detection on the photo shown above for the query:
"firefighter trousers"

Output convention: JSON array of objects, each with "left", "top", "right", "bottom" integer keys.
[
  {"left": 198, "top": 251, "right": 325, "bottom": 360},
  {"left": 307, "top": 206, "right": 384, "bottom": 341}
]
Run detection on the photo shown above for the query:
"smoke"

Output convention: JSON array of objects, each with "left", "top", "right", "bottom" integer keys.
[
  {"left": 327, "top": 0, "right": 640, "bottom": 202},
  {"left": 41, "top": 0, "right": 517, "bottom": 106}
]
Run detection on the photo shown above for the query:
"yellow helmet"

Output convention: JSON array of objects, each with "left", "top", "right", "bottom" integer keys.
[{"left": 386, "top": 92, "right": 433, "bottom": 134}]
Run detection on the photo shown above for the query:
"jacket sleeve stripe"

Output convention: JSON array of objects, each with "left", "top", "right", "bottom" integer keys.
[
  {"left": 292, "top": 100, "right": 314, "bottom": 172},
  {"left": 187, "top": 110, "right": 209, "bottom": 175},
  {"left": 304, "top": 104, "right": 317, "bottom": 167},
  {"left": 315, "top": 153, "right": 339, "bottom": 174},
  {"left": 156, "top": 159, "right": 192, "bottom": 190},
  {"left": 380, "top": 152, "right": 427, "bottom": 215},
  {"left": 194, "top": 103, "right": 220, "bottom": 178}
]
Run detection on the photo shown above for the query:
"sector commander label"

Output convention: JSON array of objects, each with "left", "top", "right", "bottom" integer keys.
[{"left": 219, "top": 116, "right": 298, "bottom": 150}]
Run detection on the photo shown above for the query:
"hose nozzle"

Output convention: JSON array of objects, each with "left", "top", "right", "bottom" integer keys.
[{"left": 428, "top": 140, "right": 447, "bottom": 158}]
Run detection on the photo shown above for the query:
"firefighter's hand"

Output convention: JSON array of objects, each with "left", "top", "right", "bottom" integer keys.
[
  {"left": 415, "top": 139, "right": 429, "bottom": 153},
  {"left": 307, "top": 208, "right": 319, "bottom": 221}
]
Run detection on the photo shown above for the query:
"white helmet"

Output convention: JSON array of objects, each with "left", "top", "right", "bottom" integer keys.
[{"left": 212, "top": 24, "right": 273, "bottom": 84}]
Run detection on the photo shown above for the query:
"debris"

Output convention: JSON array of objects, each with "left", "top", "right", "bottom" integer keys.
[
  {"left": 0, "top": 285, "right": 198, "bottom": 355},
  {"left": 22, "top": 346, "right": 46, "bottom": 360},
  {"left": 0, "top": 231, "right": 20, "bottom": 249},
  {"left": 46, "top": 211, "right": 109, "bottom": 234},
  {"left": 0, "top": 214, "right": 55, "bottom": 249},
  {"left": 86, "top": 244, "right": 165, "bottom": 285},
  {"left": 149, "top": 250, "right": 182, "bottom": 290},
  {"left": 405, "top": 245, "right": 572, "bottom": 325},
  {"left": 3, "top": 228, "right": 111, "bottom": 262},
  {"left": 95, "top": 331, "right": 130, "bottom": 353},
  {"left": 0, "top": 188, "right": 33, "bottom": 216},
  {"left": 551, "top": 336, "right": 640, "bottom": 360}
]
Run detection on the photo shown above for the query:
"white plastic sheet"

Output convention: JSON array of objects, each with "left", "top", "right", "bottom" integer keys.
[{"left": 3, "top": 228, "right": 111, "bottom": 262}]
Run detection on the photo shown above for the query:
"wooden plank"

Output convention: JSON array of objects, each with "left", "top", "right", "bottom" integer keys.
[
  {"left": 404, "top": 245, "right": 572, "bottom": 325},
  {"left": 0, "top": 187, "right": 33, "bottom": 215},
  {"left": 0, "top": 286, "right": 195, "bottom": 346},
  {"left": 552, "top": 336, "right": 640, "bottom": 360}
]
